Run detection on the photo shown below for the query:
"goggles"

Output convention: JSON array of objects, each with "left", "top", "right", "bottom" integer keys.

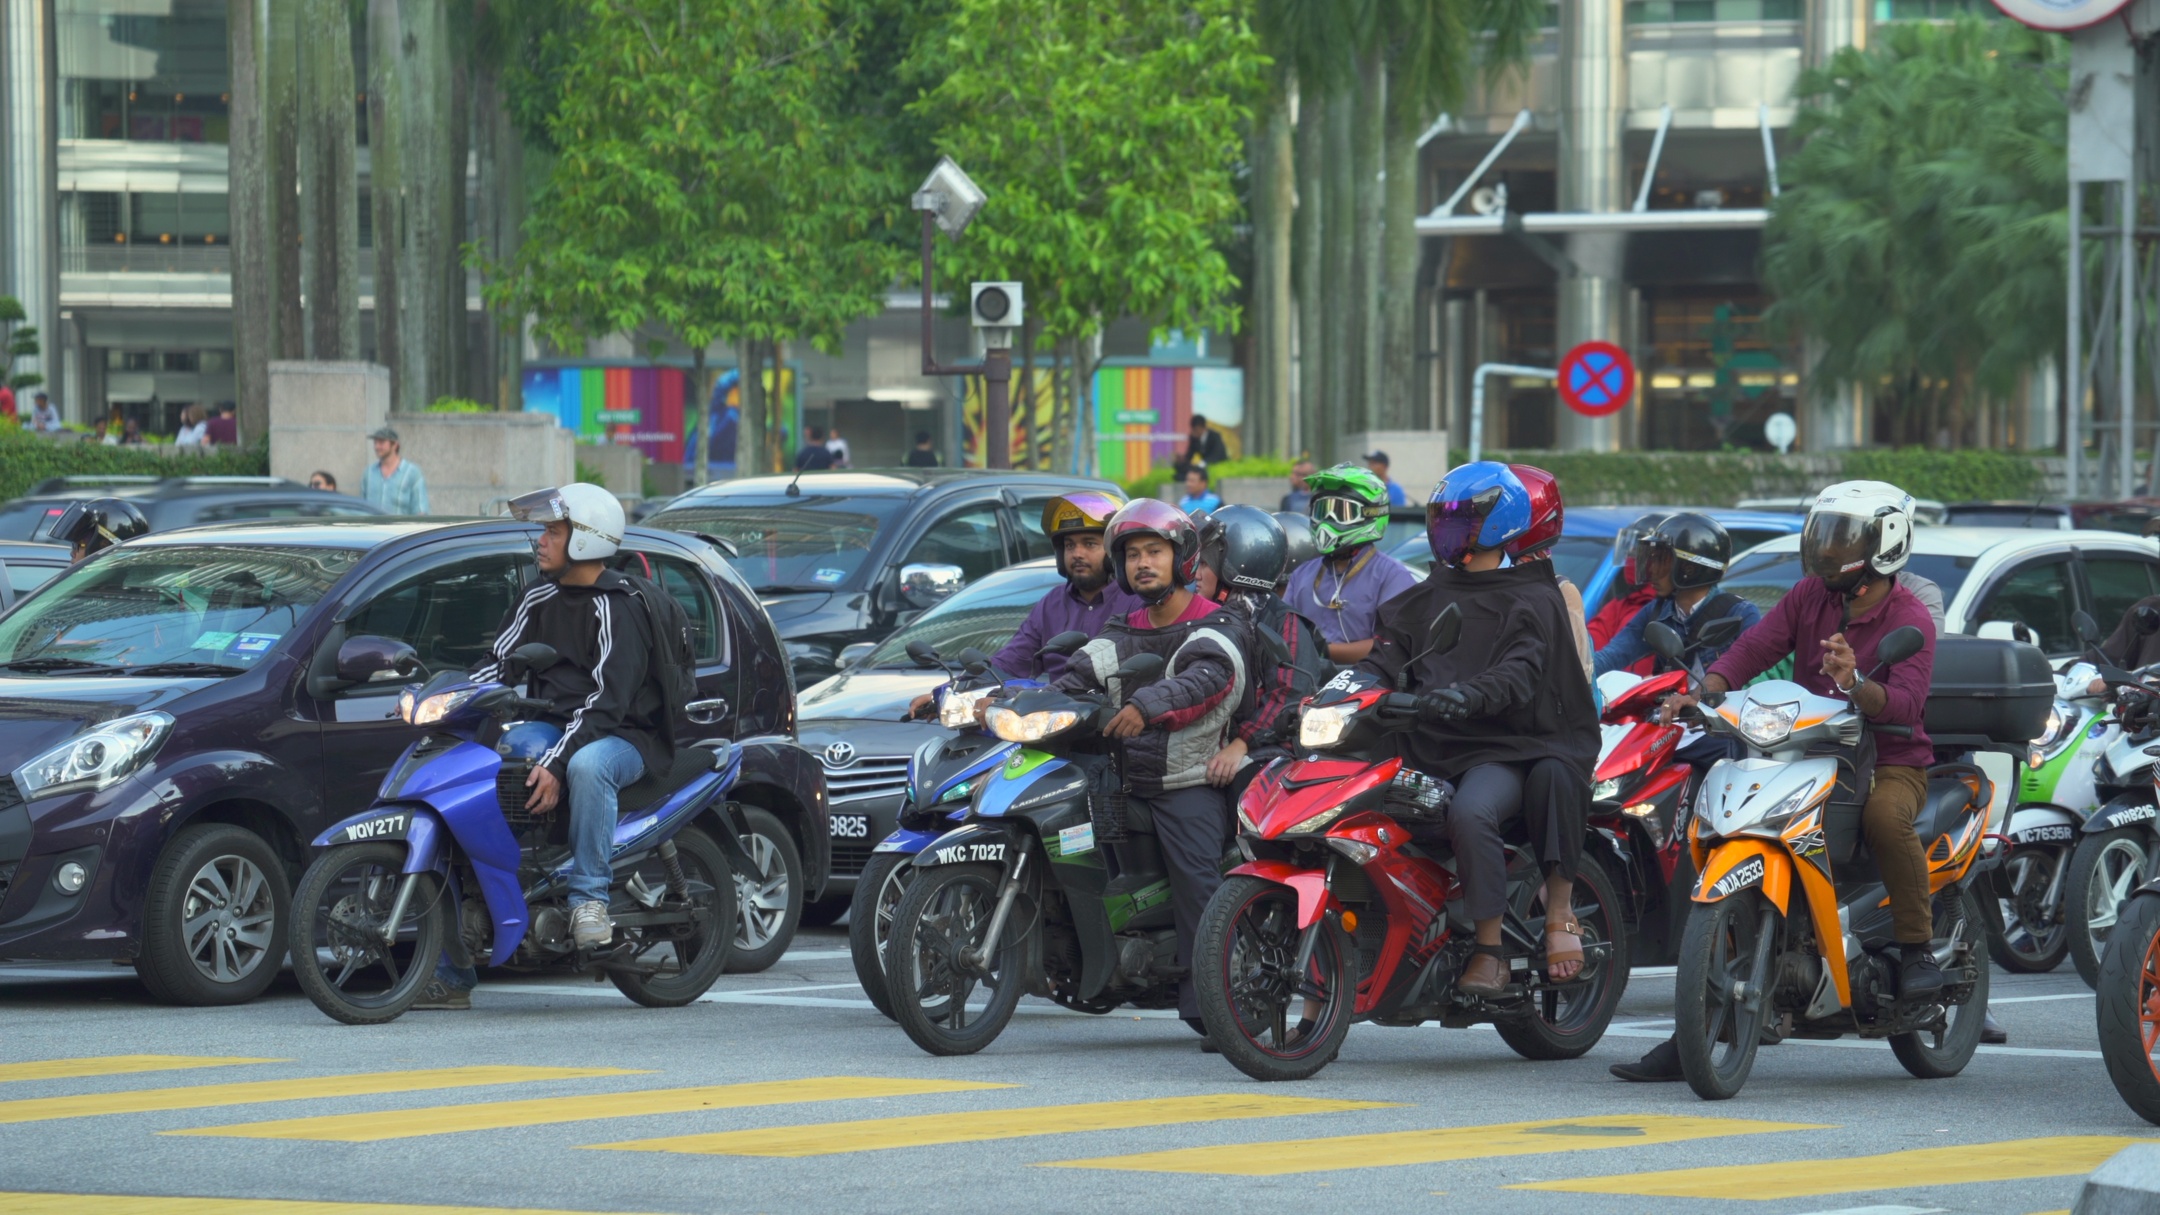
[{"left": 1312, "top": 496, "right": 1378, "bottom": 528}]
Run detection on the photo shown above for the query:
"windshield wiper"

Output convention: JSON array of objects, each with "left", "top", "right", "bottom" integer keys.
[
  {"left": 0, "top": 657, "right": 116, "bottom": 673},
  {"left": 111, "top": 662, "right": 249, "bottom": 677}
]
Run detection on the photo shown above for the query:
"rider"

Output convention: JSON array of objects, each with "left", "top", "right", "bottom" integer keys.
[
  {"left": 1359, "top": 462, "right": 1601, "bottom": 994},
  {"left": 1056, "top": 499, "right": 1248, "bottom": 1042},
  {"left": 1508, "top": 464, "right": 1594, "bottom": 682},
  {"left": 52, "top": 497, "right": 150, "bottom": 562},
  {"left": 1272, "top": 510, "right": 1319, "bottom": 591},
  {"left": 1587, "top": 513, "right": 1669, "bottom": 668},
  {"left": 1193, "top": 506, "right": 1330, "bottom": 794},
  {"left": 1283, "top": 463, "right": 1419, "bottom": 664},
  {"left": 1593, "top": 513, "right": 1761, "bottom": 677}
]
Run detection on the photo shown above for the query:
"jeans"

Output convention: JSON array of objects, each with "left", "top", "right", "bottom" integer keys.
[{"left": 565, "top": 735, "right": 646, "bottom": 905}]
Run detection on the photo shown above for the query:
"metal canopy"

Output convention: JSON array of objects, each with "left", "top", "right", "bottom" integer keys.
[{"left": 1413, "top": 208, "right": 1769, "bottom": 237}]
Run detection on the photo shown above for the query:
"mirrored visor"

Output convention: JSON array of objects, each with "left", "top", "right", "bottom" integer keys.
[{"left": 1800, "top": 512, "right": 1876, "bottom": 583}]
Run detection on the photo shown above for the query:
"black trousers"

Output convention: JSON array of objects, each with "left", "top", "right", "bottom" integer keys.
[
  {"left": 1437, "top": 762, "right": 1525, "bottom": 922},
  {"left": 1520, "top": 756, "right": 1586, "bottom": 887},
  {"left": 1132, "top": 785, "right": 1230, "bottom": 1019}
]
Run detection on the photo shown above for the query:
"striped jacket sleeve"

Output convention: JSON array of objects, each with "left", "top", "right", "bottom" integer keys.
[
  {"left": 537, "top": 589, "right": 652, "bottom": 777},
  {"left": 472, "top": 582, "right": 557, "bottom": 683}
]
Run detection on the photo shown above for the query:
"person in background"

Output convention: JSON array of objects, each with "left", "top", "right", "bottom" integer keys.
[
  {"left": 1363, "top": 450, "right": 1409, "bottom": 507},
  {"left": 1174, "top": 413, "right": 1229, "bottom": 480},
  {"left": 364, "top": 426, "right": 429, "bottom": 514},
  {"left": 203, "top": 403, "right": 237, "bottom": 445},
  {"left": 794, "top": 424, "right": 834, "bottom": 471},
  {"left": 30, "top": 392, "right": 62, "bottom": 433},
  {"left": 0, "top": 382, "right": 15, "bottom": 422},
  {"left": 175, "top": 405, "right": 208, "bottom": 446},
  {"left": 1178, "top": 465, "right": 1222, "bottom": 515},
  {"left": 1586, "top": 512, "right": 1669, "bottom": 675},
  {"left": 1592, "top": 513, "right": 1760, "bottom": 677},
  {"left": 904, "top": 431, "right": 940, "bottom": 468},
  {"left": 826, "top": 426, "right": 851, "bottom": 468},
  {"left": 120, "top": 418, "right": 143, "bottom": 446},
  {"left": 1280, "top": 460, "right": 1316, "bottom": 513},
  {"left": 308, "top": 470, "right": 338, "bottom": 492},
  {"left": 1283, "top": 463, "right": 1419, "bottom": 663}
]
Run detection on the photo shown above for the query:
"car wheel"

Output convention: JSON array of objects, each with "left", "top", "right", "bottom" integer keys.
[
  {"left": 726, "top": 806, "right": 802, "bottom": 973},
  {"left": 135, "top": 824, "right": 292, "bottom": 1006}
]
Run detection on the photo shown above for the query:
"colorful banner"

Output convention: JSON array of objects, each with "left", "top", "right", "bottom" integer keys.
[
  {"left": 961, "top": 373, "right": 1055, "bottom": 469},
  {"left": 1091, "top": 364, "right": 1243, "bottom": 483},
  {"left": 520, "top": 365, "right": 685, "bottom": 466}
]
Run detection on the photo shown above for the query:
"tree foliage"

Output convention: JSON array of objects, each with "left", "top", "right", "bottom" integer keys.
[
  {"left": 0, "top": 296, "right": 41, "bottom": 393},
  {"left": 1762, "top": 16, "right": 2066, "bottom": 444}
]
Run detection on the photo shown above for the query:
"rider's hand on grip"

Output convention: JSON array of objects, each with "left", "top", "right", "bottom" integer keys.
[{"left": 1417, "top": 685, "right": 1478, "bottom": 722}]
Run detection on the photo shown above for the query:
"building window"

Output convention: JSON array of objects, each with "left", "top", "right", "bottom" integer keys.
[
  {"left": 127, "top": 193, "right": 229, "bottom": 245},
  {"left": 1641, "top": 294, "right": 1796, "bottom": 451},
  {"left": 58, "top": 0, "right": 231, "bottom": 142},
  {"left": 1626, "top": 0, "right": 1801, "bottom": 21}
]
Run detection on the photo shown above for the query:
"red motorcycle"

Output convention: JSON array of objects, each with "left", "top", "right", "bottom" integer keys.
[{"left": 1194, "top": 606, "right": 1631, "bottom": 1081}]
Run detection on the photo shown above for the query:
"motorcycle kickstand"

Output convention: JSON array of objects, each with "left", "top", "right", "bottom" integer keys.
[{"left": 968, "top": 853, "right": 1029, "bottom": 969}]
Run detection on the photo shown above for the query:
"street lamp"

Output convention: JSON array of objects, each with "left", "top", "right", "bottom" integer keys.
[{"left": 911, "top": 156, "right": 1018, "bottom": 470}]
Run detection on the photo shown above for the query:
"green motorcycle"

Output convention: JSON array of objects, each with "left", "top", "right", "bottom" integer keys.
[{"left": 1994, "top": 682, "right": 2112, "bottom": 974}]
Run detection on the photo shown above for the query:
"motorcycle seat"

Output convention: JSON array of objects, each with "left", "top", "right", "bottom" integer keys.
[
  {"left": 1912, "top": 766, "right": 1985, "bottom": 845},
  {"left": 618, "top": 749, "right": 714, "bottom": 816}
]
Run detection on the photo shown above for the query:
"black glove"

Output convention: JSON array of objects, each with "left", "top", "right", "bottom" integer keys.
[{"left": 1418, "top": 685, "right": 1481, "bottom": 722}]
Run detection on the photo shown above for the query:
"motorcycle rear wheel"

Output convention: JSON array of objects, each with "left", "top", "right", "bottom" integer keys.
[
  {"left": 885, "top": 863, "right": 1027, "bottom": 1056},
  {"left": 1195, "top": 875, "right": 1357, "bottom": 1082},
  {"left": 1988, "top": 845, "right": 2069, "bottom": 974},
  {"left": 2097, "top": 889, "right": 2160, "bottom": 1125},
  {"left": 1674, "top": 890, "right": 1776, "bottom": 1101},
  {"left": 609, "top": 827, "right": 738, "bottom": 1007},
  {"left": 1495, "top": 860, "right": 1631, "bottom": 1060},
  {"left": 2069, "top": 828, "right": 2150, "bottom": 989},
  {"left": 848, "top": 851, "right": 913, "bottom": 1021},
  {"left": 1889, "top": 888, "right": 1990, "bottom": 1079},
  {"left": 289, "top": 843, "right": 446, "bottom": 1026}
]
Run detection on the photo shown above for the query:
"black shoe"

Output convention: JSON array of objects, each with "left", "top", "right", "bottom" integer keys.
[
  {"left": 1981, "top": 1010, "right": 2008, "bottom": 1045},
  {"left": 1900, "top": 944, "right": 1944, "bottom": 998},
  {"left": 1609, "top": 1038, "right": 1683, "bottom": 1082}
]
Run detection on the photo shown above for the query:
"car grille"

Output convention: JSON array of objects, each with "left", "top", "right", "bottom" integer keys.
[
  {"left": 831, "top": 839, "right": 874, "bottom": 877},
  {"left": 0, "top": 776, "right": 23, "bottom": 817},
  {"left": 822, "top": 755, "right": 909, "bottom": 805},
  {"left": 0, "top": 862, "right": 14, "bottom": 910}
]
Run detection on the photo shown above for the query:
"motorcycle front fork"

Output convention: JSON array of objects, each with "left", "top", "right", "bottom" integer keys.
[{"left": 968, "top": 852, "right": 1029, "bottom": 969}]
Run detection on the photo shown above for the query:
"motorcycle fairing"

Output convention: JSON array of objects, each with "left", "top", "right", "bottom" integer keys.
[
  {"left": 873, "top": 826, "right": 944, "bottom": 855},
  {"left": 1251, "top": 757, "right": 1401, "bottom": 839},
  {"left": 1602, "top": 669, "right": 1687, "bottom": 725},
  {"left": 977, "top": 750, "right": 1067, "bottom": 817},
  {"left": 1228, "top": 859, "right": 1335, "bottom": 929},
  {"left": 2088, "top": 791, "right": 2160, "bottom": 835},
  {"left": 1595, "top": 717, "right": 1681, "bottom": 786},
  {"left": 1696, "top": 755, "right": 1840, "bottom": 840},
  {"left": 917, "top": 738, "right": 1016, "bottom": 807},
  {"left": 1693, "top": 839, "right": 1790, "bottom": 911}
]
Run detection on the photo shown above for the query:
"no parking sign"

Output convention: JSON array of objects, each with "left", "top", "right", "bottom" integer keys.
[{"left": 1557, "top": 341, "right": 1636, "bottom": 419}]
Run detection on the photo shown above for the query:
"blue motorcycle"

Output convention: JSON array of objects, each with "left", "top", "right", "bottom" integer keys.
[{"left": 289, "top": 638, "right": 751, "bottom": 1024}]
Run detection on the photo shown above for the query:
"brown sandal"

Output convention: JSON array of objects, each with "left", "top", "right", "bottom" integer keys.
[
  {"left": 1459, "top": 944, "right": 1508, "bottom": 995},
  {"left": 1545, "top": 919, "right": 1585, "bottom": 982}
]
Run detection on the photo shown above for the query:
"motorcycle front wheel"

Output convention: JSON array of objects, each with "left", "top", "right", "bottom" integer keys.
[
  {"left": 1989, "top": 844, "right": 2070, "bottom": 974},
  {"left": 609, "top": 827, "right": 738, "bottom": 1007},
  {"left": 1195, "top": 875, "right": 1358, "bottom": 1082},
  {"left": 1889, "top": 888, "right": 1991, "bottom": 1079},
  {"left": 2068, "top": 828, "right": 2150, "bottom": 988},
  {"left": 1673, "top": 890, "right": 1777, "bottom": 1101},
  {"left": 1495, "top": 859, "right": 1631, "bottom": 1060},
  {"left": 2097, "top": 889, "right": 2160, "bottom": 1125},
  {"left": 288, "top": 843, "right": 447, "bottom": 1026},
  {"left": 884, "top": 863, "right": 1027, "bottom": 1056},
  {"left": 848, "top": 851, "right": 914, "bottom": 1021}
]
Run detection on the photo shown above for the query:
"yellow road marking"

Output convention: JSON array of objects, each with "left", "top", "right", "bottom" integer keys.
[
  {"left": 167, "top": 1076, "right": 1018, "bottom": 1142},
  {"left": 0, "top": 1056, "right": 283, "bottom": 1084},
  {"left": 1046, "top": 1112, "right": 1828, "bottom": 1175},
  {"left": 0, "top": 1066, "right": 642, "bottom": 1125},
  {"left": 1513, "top": 1135, "right": 2158, "bottom": 1199},
  {"left": 0, "top": 1194, "right": 668, "bottom": 1215},
  {"left": 589, "top": 1093, "right": 1394, "bottom": 1158}
]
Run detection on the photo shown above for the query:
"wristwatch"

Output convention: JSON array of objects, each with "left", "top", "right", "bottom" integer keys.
[{"left": 1840, "top": 669, "right": 1867, "bottom": 695}]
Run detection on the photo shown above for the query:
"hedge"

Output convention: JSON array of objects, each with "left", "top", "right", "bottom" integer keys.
[
  {"left": 0, "top": 428, "right": 268, "bottom": 503},
  {"left": 1120, "top": 456, "right": 1296, "bottom": 500}
]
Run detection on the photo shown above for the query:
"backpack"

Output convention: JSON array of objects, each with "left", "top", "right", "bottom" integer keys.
[{"left": 617, "top": 572, "right": 698, "bottom": 741}]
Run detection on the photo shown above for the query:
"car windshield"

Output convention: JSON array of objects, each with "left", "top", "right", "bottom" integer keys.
[
  {"left": 1722, "top": 549, "right": 1974, "bottom": 615},
  {"left": 863, "top": 567, "right": 1062, "bottom": 668},
  {"left": 646, "top": 496, "right": 902, "bottom": 592},
  {"left": 0, "top": 545, "right": 361, "bottom": 674}
]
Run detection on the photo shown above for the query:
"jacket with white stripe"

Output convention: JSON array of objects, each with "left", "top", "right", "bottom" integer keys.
[
  {"left": 473, "top": 570, "right": 671, "bottom": 781},
  {"left": 1055, "top": 597, "right": 1248, "bottom": 795}
]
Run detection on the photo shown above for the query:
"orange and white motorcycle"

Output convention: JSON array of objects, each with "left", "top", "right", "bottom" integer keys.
[{"left": 1651, "top": 621, "right": 2008, "bottom": 1100}]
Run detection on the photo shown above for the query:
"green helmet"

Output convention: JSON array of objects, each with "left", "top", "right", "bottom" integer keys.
[{"left": 1305, "top": 463, "right": 1390, "bottom": 554}]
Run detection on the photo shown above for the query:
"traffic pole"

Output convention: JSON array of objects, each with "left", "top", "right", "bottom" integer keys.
[{"left": 985, "top": 347, "right": 1013, "bottom": 470}]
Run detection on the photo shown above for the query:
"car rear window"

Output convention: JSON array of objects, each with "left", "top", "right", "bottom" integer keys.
[
  {"left": 646, "top": 496, "right": 903, "bottom": 593},
  {"left": 1722, "top": 550, "right": 1974, "bottom": 616},
  {"left": 0, "top": 545, "right": 362, "bottom": 673}
]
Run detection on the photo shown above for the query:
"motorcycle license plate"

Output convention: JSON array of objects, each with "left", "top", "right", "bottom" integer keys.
[
  {"left": 929, "top": 841, "right": 1005, "bottom": 865},
  {"left": 831, "top": 813, "right": 870, "bottom": 840},
  {"left": 343, "top": 812, "right": 408, "bottom": 842}
]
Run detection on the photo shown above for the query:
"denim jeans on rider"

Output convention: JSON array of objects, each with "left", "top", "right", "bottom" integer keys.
[{"left": 565, "top": 735, "right": 647, "bottom": 905}]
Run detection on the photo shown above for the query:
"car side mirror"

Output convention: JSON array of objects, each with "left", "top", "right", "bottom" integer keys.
[
  {"left": 1644, "top": 621, "right": 1685, "bottom": 663},
  {"left": 836, "top": 641, "right": 876, "bottom": 670},
  {"left": 336, "top": 635, "right": 420, "bottom": 685},
  {"left": 1427, "top": 603, "right": 1461, "bottom": 656},
  {"left": 1696, "top": 615, "right": 1746, "bottom": 650},
  {"left": 1116, "top": 653, "right": 1166, "bottom": 685},
  {"left": 2075, "top": 609, "right": 2101, "bottom": 645},
  {"left": 2138, "top": 605, "right": 2160, "bottom": 637},
  {"left": 1040, "top": 631, "right": 1089, "bottom": 658},
  {"left": 1876, "top": 625, "right": 1924, "bottom": 668},
  {"left": 899, "top": 563, "right": 965, "bottom": 611}
]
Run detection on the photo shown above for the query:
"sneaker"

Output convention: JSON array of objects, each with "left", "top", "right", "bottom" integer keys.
[
  {"left": 1610, "top": 1038, "right": 1684, "bottom": 1082},
  {"left": 571, "top": 900, "right": 613, "bottom": 948},
  {"left": 413, "top": 978, "right": 471, "bottom": 1011}
]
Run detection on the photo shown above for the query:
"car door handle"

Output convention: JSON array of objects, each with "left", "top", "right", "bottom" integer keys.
[{"left": 687, "top": 697, "right": 729, "bottom": 724}]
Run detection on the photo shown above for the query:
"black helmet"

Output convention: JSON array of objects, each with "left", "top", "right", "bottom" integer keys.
[
  {"left": 1198, "top": 505, "right": 1289, "bottom": 598},
  {"left": 1273, "top": 510, "right": 1318, "bottom": 579},
  {"left": 1612, "top": 511, "right": 1670, "bottom": 593},
  {"left": 1648, "top": 512, "right": 1731, "bottom": 592},
  {"left": 1104, "top": 499, "right": 1201, "bottom": 603},
  {"left": 53, "top": 497, "right": 149, "bottom": 557}
]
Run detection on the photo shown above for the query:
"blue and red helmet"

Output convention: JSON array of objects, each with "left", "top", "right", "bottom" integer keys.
[{"left": 1427, "top": 461, "right": 1532, "bottom": 569}]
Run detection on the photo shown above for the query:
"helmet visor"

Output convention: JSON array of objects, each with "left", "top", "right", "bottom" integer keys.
[
  {"left": 1427, "top": 487, "right": 1503, "bottom": 566},
  {"left": 48, "top": 501, "right": 89, "bottom": 544},
  {"left": 1042, "top": 490, "right": 1124, "bottom": 536},
  {"left": 1801, "top": 512, "right": 1876, "bottom": 588},
  {"left": 507, "top": 488, "right": 569, "bottom": 524},
  {"left": 1312, "top": 496, "right": 1371, "bottom": 528}
]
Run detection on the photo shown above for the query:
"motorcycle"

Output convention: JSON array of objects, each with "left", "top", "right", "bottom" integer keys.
[
  {"left": 1657, "top": 621, "right": 2034, "bottom": 1100},
  {"left": 2061, "top": 608, "right": 2160, "bottom": 987},
  {"left": 849, "top": 639, "right": 1039, "bottom": 1020},
  {"left": 882, "top": 642, "right": 1184, "bottom": 1056},
  {"left": 2091, "top": 833, "right": 2160, "bottom": 1125},
  {"left": 288, "top": 637, "right": 750, "bottom": 1024},
  {"left": 1194, "top": 604, "right": 1631, "bottom": 1082},
  {"left": 1988, "top": 659, "right": 2113, "bottom": 975}
]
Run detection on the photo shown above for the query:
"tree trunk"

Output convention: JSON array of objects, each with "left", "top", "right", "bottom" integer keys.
[
  {"left": 1252, "top": 91, "right": 1294, "bottom": 459},
  {"left": 367, "top": 0, "right": 455, "bottom": 413},
  {"left": 1350, "top": 48, "right": 1385, "bottom": 436},
  {"left": 733, "top": 336, "right": 760, "bottom": 483},
  {"left": 1293, "top": 87, "right": 1323, "bottom": 462},
  {"left": 298, "top": 0, "right": 358, "bottom": 361},
  {"left": 1380, "top": 72, "right": 1422, "bottom": 434},
  {"left": 1321, "top": 87, "right": 1355, "bottom": 463},
  {"left": 470, "top": 39, "right": 523, "bottom": 409},
  {"left": 227, "top": 0, "right": 270, "bottom": 445},
  {"left": 445, "top": 43, "right": 470, "bottom": 401},
  {"left": 264, "top": 0, "right": 304, "bottom": 371}
]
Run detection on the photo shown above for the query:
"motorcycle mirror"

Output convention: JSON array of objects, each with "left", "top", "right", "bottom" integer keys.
[
  {"left": 1116, "top": 653, "right": 1167, "bottom": 685},
  {"left": 2075, "top": 609, "right": 2101, "bottom": 645},
  {"left": 1644, "top": 620, "right": 1685, "bottom": 662},
  {"left": 955, "top": 647, "right": 992, "bottom": 669},
  {"left": 511, "top": 642, "right": 559, "bottom": 673},
  {"left": 1695, "top": 615, "right": 1745, "bottom": 651},
  {"left": 905, "top": 640, "right": 943, "bottom": 669},
  {"left": 2139, "top": 605, "right": 2160, "bottom": 637},
  {"left": 1875, "top": 625, "right": 1924, "bottom": 668},
  {"left": 1039, "top": 631, "right": 1089, "bottom": 658},
  {"left": 1426, "top": 603, "right": 1462, "bottom": 656}
]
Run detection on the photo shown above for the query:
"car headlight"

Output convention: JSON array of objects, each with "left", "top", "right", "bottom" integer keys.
[
  {"left": 403, "top": 687, "right": 479, "bottom": 726},
  {"left": 1283, "top": 804, "right": 1350, "bottom": 836},
  {"left": 1592, "top": 777, "right": 1622, "bottom": 801},
  {"left": 940, "top": 688, "right": 994, "bottom": 729},
  {"left": 984, "top": 706, "right": 1080, "bottom": 743},
  {"left": 13, "top": 711, "right": 173, "bottom": 800},
  {"left": 1300, "top": 704, "right": 1356, "bottom": 749},
  {"left": 1739, "top": 699, "right": 1801, "bottom": 748}
]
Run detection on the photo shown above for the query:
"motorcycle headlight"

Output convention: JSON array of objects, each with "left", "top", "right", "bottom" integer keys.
[
  {"left": 13, "top": 711, "right": 174, "bottom": 801},
  {"left": 2034, "top": 703, "right": 2069, "bottom": 750},
  {"left": 403, "top": 687, "right": 479, "bottom": 726},
  {"left": 1300, "top": 704, "right": 1356, "bottom": 749},
  {"left": 984, "top": 706, "right": 1080, "bottom": 743},
  {"left": 939, "top": 780, "right": 973, "bottom": 804},
  {"left": 939, "top": 688, "right": 994, "bottom": 729},
  {"left": 1739, "top": 699, "right": 1801, "bottom": 748},
  {"left": 1592, "top": 777, "right": 1622, "bottom": 801},
  {"left": 1283, "top": 804, "right": 1350, "bottom": 836}
]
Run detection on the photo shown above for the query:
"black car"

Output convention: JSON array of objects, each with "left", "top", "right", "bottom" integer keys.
[
  {"left": 0, "top": 517, "right": 826, "bottom": 1003},
  {"left": 0, "top": 476, "right": 384, "bottom": 541},
  {"left": 0, "top": 541, "right": 72, "bottom": 609},
  {"left": 644, "top": 469, "right": 1119, "bottom": 682}
]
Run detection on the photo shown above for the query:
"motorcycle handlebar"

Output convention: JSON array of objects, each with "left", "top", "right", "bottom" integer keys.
[{"left": 1868, "top": 722, "right": 1915, "bottom": 738}]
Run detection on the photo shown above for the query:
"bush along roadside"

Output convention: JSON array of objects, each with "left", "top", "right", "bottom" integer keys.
[{"left": 0, "top": 428, "right": 268, "bottom": 503}]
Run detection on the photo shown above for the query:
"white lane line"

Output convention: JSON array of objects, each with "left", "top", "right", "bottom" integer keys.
[
  {"left": 1629, "top": 965, "right": 1678, "bottom": 978},
  {"left": 1601, "top": 1024, "right": 2102, "bottom": 1058},
  {"left": 777, "top": 950, "right": 852, "bottom": 962},
  {"left": 1988, "top": 992, "right": 2093, "bottom": 1003},
  {"left": 1786, "top": 1206, "right": 1944, "bottom": 1215}
]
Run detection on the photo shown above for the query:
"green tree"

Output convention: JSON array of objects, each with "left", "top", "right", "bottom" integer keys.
[
  {"left": 909, "top": 0, "right": 1266, "bottom": 471},
  {"left": 1762, "top": 15, "right": 2066, "bottom": 447},
  {"left": 0, "top": 297, "right": 41, "bottom": 394},
  {"left": 487, "top": 0, "right": 901, "bottom": 481}
]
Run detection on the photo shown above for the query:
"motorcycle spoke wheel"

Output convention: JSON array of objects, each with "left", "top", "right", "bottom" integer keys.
[
  {"left": 885, "top": 864, "right": 1025, "bottom": 1056},
  {"left": 848, "top": 854, "right": 918, "bottom": 1021},
  {"left": 1195, "top": 875, "right": 1358, "bottom": 1082},
  {"left": 2070, "top": 829, "right": 2151, "bottom": 988},
  {"left": 1890, "top": 889, "right": 1989, "bottom": 1079},
  {"left": 288, "top": 844, "right": 445, "bottom": 1026},
  {"left": 1991, "top": 848, "right": 2069, "bottom": 973}
]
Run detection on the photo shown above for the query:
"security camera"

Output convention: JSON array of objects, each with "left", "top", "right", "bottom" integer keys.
[{"left": 970, "top": 282, "right": 1023, "bottom": 329}]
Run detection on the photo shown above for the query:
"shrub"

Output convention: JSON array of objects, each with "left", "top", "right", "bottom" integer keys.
[
  {"left": 1120, "top": 456, "right": 1298, "bottom": 500},
  {"left": 425, "top": 397, "right": 492, "bottom": 414},
  {"left": 0, "top": 429, "right": 267, "bottom": 503}
]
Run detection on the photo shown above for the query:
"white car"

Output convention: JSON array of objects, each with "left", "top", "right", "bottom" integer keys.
[{"left": 1723, "top": 527, "right": 2160, "bottom": 659}]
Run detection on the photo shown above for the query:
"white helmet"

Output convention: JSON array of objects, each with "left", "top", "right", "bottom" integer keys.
[
  {"left": 508, "top": 483, "right": 624, "bottom": 561},
  {"left": 1801, "top": 479, "right": 1914, "bottom": 593}
]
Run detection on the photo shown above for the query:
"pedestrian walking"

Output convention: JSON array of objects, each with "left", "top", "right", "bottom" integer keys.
[
  {"left": 904, "top": 431, "right": 940, "bottom": 468},
  {"left": 364, "top": 426, "right": 429, "bottom": 514},
  {"left": 794, "top": 425, "right": 835, "bottom": 471}
]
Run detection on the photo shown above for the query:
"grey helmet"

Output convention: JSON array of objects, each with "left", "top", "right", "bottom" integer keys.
[
  {"left": 1200, "top": 505, "right": 1290, "bottom": 597},
  {"left": 1273, "top": 510, "right": 1319, "bottom": 578}
]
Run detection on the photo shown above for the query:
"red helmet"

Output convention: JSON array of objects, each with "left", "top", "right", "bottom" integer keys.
[
  {"left": 1504, "top": 464, "right": 1563, "bottom": 561},
  {"left": 1105, "top": 498, "right": 1201, "bottom": 601}
]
